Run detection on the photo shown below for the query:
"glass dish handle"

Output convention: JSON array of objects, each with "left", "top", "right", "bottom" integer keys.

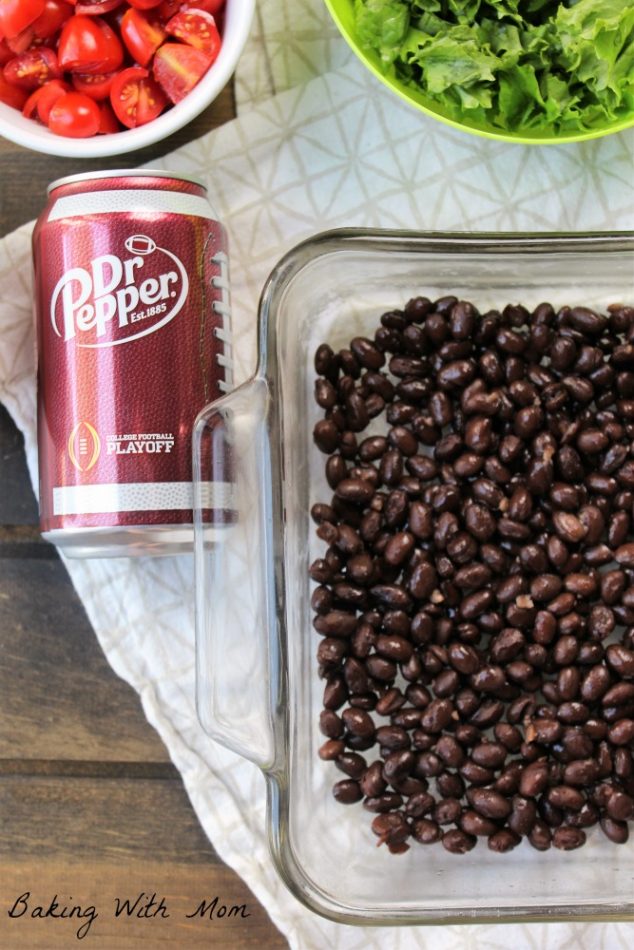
[{"left": 193, "top": 377, "right": 276, "bottom": 769}]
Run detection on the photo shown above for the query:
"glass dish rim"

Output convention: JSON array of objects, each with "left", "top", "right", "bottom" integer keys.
[
  {"left": 258, "top": 228, "right": 634, "bottom": 378},
  {"left": 253, "top": 230, "right": 634, "bottom": 926}
]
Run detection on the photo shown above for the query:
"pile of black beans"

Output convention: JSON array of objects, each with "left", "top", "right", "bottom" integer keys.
[{"left": 310, "top": 295, "right": 634, "bottom": 856}]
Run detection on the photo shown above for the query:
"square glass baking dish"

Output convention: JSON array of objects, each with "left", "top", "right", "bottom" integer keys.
[{"left": 193, "top": 230, "right": 634, "bottom": 926}]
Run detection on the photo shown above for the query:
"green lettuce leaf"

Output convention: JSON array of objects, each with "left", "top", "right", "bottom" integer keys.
[
  {"left": 354, "top": 0, "right": 411, "bottom": 62},
  {"left": 352, "top": 0, "right": 634, "bottom": 133},
  {"left": 498, "top": 63, "right": 544, "bottom": 127}
]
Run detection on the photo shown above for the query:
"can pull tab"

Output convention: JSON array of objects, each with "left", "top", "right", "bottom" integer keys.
[{"left": 192, "top": 377, "right": 276, "bottom": 770}]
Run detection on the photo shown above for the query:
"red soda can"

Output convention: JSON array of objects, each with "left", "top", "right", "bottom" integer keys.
[{"left": 33, "top": 170, "right": 234, "bottom": 557}]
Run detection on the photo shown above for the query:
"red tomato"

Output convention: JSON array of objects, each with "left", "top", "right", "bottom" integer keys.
[
  {"left": 185, "top": 0, "right": 224, "bottom": 15},
  {"left": 110, "top": 64, "right": 167, "bottom": 127},
  {"left": 72, "top": 68, "right": 114, "bottom": 98},
  {"left": 0, "top": 0, "right": 45, "bottom": 39},
  {"left": 6, "top": 27, "right": 35, "bottom": 53},
  {"left": 22, "top": 75, "right": 68, "bottom": 120},
  {"left": 3, "top": 46, "right": 60, "bottom": 88},
  {"left": 152, "top": 41, "right": 210, "bottom": 103},
  {"left": 0, "top": 38, "right": 12, "bottom": 64},
  {"left": 0, "top": 69, "right": 28, "bottom": 106},
  {"left": 57, "top": 14, "right": 123, "bottom": 73},
  {"left": 32, "top": 0, "right": 72, "bottom": 39},
  {"left": 47, "top": 88, "right": 99, "bottom": 134},
  {"left": 165, "top": 8, "right": 219, "bottom": 56},
  {"left": 120, "top": 8, "right": 164, "bottom": 68},
  {"left": 75, "top": 0, "right": 124, "bottom": 14},
  {"left": 97, "top": 97, "right": 118, "bottom": 131},
  {"left": 127, "top": 0, "right": 162, "bottom": 9},
  {"left": 157, "top": 0, "right": 180, "bottom": 20}
]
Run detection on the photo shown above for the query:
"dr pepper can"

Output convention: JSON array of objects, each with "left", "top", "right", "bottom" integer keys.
[{"left": 33, "top": 170, "right": 234, "bottom": 557}]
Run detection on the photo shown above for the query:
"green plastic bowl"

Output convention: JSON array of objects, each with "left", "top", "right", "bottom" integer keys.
[{"left": 324, "top": 0, "right": 634, "bottom": 145}]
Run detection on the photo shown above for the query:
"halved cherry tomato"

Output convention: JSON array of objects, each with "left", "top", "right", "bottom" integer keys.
[
  {"left": 97, "top": 97, "right": 118, "bottom": 131},
  {"left": 165, "top": 8, "right": 219, "bottom": 56},
  {"left": 185, "top": 0, "right": 224, "bottom": 15},
  {"left": 0, "top": 38, "right": 12, "bottom": 64},
  {"left": 47, "top": 88, "right": 99, "bottom": 134},
  {"left": 32, "top": 0, "right": 72, "bottom": 39},
  {"left": 57, "top": 14, "right": 123, "bottom": 73},
  {"left": 127, "top": 0, "right": 161, "bottom": 9},
  {"left": 0, "top": 0, "right": 45, "bottom": 40},
  {"left": 157, "top": 0, "right": 180, "bottom": 21},
  {"left": 22, "top": 75, "right": 68, "bottom": 120},
  {"left": 120, "top": 8, "right": 164, "bottom": 67},
  {"left": 0, "top": 69, "right": 28, "bottom": 107},
  {"left": 72, "top": 68, "right": 114, "bottom": 98},
  {"left": 152, "top": 40, "right": 210, "bottom": 103},
  {"left": 110, "top": 64, "right": 166, "bottom": 127},
  {"left": 6, "top": 27, "right": 35, "bottom": 54},
  {"left": 75, "top": 0, "right": 123, "bottom": 14},
  {"left": 3, "top": 46, "right": 60, "bottom": 88}
]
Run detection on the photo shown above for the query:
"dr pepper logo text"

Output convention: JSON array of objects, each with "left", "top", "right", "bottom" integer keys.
[{"left": 50, "top": 234, "right": 189, "bottom": 348}]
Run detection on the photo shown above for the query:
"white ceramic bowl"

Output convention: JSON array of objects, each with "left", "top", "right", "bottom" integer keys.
[{"left": 0, "top": 0, "right": 254, "bottom": 157}]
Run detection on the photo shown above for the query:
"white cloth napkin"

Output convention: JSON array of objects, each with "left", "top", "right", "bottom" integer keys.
[
  {"left": 234, "top": 0, "right": 351, "bottom": 107},
  {"left": 2, "top": 6, "right": 634, "bottom": 947}
]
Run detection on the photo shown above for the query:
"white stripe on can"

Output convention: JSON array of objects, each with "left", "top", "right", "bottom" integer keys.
[
  {"left": 48, "top": 190, "right": 217, "bottom": 222},
  {"left": 53, "top": 481, "right": 234, "bottom": 515}
]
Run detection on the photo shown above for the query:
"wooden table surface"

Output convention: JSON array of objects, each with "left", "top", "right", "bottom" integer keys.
[{"left": 0, "top": 85, "right": 287, "bottom": 949}]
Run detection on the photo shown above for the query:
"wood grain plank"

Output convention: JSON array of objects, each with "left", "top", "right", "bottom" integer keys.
[
  {"left": 0, "top": 775, "right": 288, "bottom": 948},
  {"left": 0, "top": 557, "right": 171, "bottom": 762},
  {"left": 0, "top": 759, "right": 178, "bottom": 778},
  {"left": 0, "top": 81, "right": 236, "bottom": 237},
  {"left": 0, "top": 405, "right": 39, "bottom": 526},
  {"left": 0, "top": 775, "right": 219, "bottom": 863},
  {"left": 0, "top": 525, "right": 56, "bottom": 559}
]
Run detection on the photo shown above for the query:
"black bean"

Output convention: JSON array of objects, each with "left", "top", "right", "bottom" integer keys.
[
  {"left": 606, "top": 645, "right": 634, "bottom": 677},
  {"left": 342, "top": 708, "right": 375, "bottom": 738},
  {"left": 448, "top": 642, "right": 480, "bottom": 675},
  {"left": 314, "top": 610, "right": 358, "bottom": 638},
  {"left": 606, "top": 791, "right": 634, "bottom": 822},
  {"left": 335, "top": 752, "right": 367, "bottom": 779},
  {"left": 615, "top": 542, "right": 634, "bottom": 568},
  {"left": 608, "top": 719, "right": 634, "bottom": 745},
  {"left": 603, "top": 683, "right": 634, "bottom": 706},
  {"left": 553, "top": 827, "right": 586, "bottom": 850},
  {"left": 519, "top": 760, "right": 549, "bottom": 797},
  {"left": 600, "top": 817, "right": 629, "bottom": 844},
  {"left": 363, "top": 793, "right": 404, "bottom": 813},
  {"left": 467, "top": 788, "right": 512, "bottom": 820},
  {"left": 312, "top": 297, "right": 634, "bottom": 857},
  {"left": 319, "top": 739, "right": 345, "bottom": 760},
  {"left": 508, "top": 796, "right": 537, "bottom": 836},
  {"left": 332, "top": 779, "right": 363, "bottom": 804},
  {"left": 454, "top": 563, "right": 493, "bottom": 590},
  {"left": 383, "top": 531, "right": 414, "bottom": 566},
  {"left": 413, "top": 818, "right": 441, "bottom": 844},
  {"left": 441, "top": 829, "right": 476, "bottom": 854},
  {"left": 350, "top": 337, "right": 385, "bottom": 370},
  {"left": 335, "top": 477, "right": 374, "bottom": 504},
  {"left": 460, "top": 589, "right": 495, "bottom": 620},
  {"left": 420, "top": 699, "right": 454, "bottom": 733},
  {"left": 488, "top": 829, "right": 521, "bottom": 853},
  {"left": 471, "top": 742, "right": 507, "bottom": 769}
]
